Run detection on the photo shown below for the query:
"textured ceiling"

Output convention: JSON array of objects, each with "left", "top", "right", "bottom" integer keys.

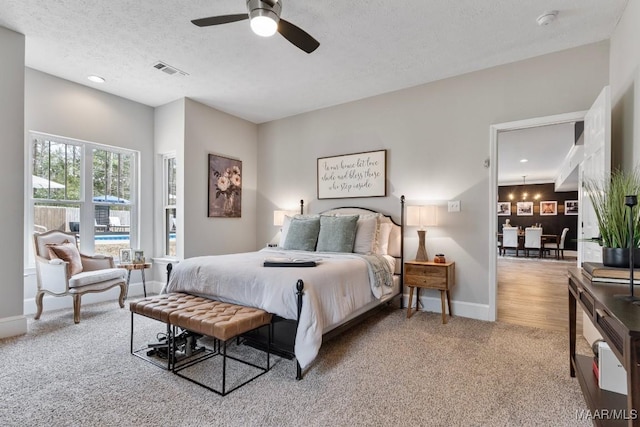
[{"left": 0, "top": 0, "right": 628, "bottom": 124}]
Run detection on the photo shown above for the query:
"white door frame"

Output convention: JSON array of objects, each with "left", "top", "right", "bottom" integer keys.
[{"left": 488, "top": 111, "right": 587, "bottom": 321}]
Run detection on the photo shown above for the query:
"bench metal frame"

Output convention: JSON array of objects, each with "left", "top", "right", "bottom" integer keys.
[
  {"left": 171, "top": 323, "right": 271, "bottom": 396},
  {"left": 130, "top": 311, "right": 213, "bottom": 371}
]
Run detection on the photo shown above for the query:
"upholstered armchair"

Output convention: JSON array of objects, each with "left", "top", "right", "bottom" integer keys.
[{"left": 33, "top": 230, "right": 127, "bottom": 323}]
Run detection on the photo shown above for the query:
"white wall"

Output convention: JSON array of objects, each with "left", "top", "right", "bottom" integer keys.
[
  {"left": 23, "top": 68, "right": 155, "bottom": 314},
  {"left": 183, "top": 98, "right": 258, "bottom": 257},
  {"left": 0, "top": 27, "right": 26, "bottom": 338},
  {"left": 257, "top": 41, "right": 610, "bottom": 320},
  {"left": 610, "top": 0, "right": 640, "bottom": 170}
]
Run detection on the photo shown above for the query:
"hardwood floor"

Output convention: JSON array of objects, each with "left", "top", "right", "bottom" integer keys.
[{"left": 498, "top": 256, "right": 583, "bottom": 333}]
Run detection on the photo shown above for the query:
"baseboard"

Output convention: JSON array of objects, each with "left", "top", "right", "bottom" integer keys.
[
  {"left": 403, "top": 294, "right": 490, "bottom": 321},
  {"left": 23, "top": 281, "right": 164, "bottom": 316},
  {"left": 0, "top": 315, "right": 27, "bottom": 339}
]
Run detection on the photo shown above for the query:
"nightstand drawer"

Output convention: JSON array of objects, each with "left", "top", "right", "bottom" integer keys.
[
  {"left": 405, "top": 274, "right": 447, "bottom": 289},
  {"left": 405, "top": 264, "right": 446, "bottom": 278}
]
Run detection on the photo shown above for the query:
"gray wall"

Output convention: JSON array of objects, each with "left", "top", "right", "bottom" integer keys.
[
  {"left": 256, "top": 41, "right": 610, "bottom": 319},
  {"left": 183, "top": 98, "right": 258, "bottom": 258},
  {"left": 23, "top": 69, "right": 155, "bottom": 313},
  {"left": 0, "top": 27, "right": 25, "bottom": 337}
]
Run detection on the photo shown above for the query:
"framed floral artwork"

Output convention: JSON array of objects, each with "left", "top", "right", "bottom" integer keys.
[
  {"left": 208, "top": 154, "right": 242, "bottom": 218},
  {"left": 516, "top": 201, "right": 533, "bottom": 216},
  {"left": 540, "top": 201, "right": 557, "bottom": 216}
]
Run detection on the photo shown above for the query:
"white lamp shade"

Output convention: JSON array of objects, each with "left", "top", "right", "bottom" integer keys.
[
  {"left": 406, "top": 205, "right": 437, "bottom": 228},
  {"left": 273, "top": 210, "right": 287, "bottom": 226},
  {"left": 274, "top": 209, "right": 297, "bottom": 226}
]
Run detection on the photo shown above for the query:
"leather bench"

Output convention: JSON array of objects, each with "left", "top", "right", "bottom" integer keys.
[{"left": 129, "top": 293, "right": 272, "bottom": 395}]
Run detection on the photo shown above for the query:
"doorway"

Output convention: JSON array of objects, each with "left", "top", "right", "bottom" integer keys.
[{"left": 488, "top": 111, "right": 587, "bottom": 322}]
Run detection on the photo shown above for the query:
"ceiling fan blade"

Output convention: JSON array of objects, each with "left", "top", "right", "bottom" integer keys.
[
  {"left": 277, "top": 18, "right": 320, "bottom": 54},
  {"left": 191, "top": 14, "right": 248, "bottom": 27}
]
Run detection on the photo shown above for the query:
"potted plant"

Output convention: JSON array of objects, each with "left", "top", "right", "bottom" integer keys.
[{"left": 586, "top": 168, "right": 640, "bottom": 267}]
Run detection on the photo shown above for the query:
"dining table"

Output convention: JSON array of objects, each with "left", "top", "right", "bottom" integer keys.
[{"left": 497, "top": 231, "right": 560, "bottom": 258}]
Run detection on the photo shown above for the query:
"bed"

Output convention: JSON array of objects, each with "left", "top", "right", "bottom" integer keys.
[{"left": 163, "top": 197, "right": 405, "bottom": 378}]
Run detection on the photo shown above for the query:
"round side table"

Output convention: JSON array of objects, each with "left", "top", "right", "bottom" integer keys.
[{"left": 118, "top": 262, "right": 152, "bottom": 298}]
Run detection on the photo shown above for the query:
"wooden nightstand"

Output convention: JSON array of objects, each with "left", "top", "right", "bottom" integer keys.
[{"left": 404, "top": 260, "right": 455, "bottom": 323}]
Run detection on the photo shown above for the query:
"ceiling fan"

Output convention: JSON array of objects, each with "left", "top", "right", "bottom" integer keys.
[{"left": 192, "top": 0, "right": 320, "bottom": 54}]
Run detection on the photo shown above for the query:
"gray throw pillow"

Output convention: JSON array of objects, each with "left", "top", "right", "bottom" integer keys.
[
  {"left": 316, "top": 215, "right": 359, "bottom": 253},
  {"left": 282, "top": 217, "right": 321, "bottom": 251}
]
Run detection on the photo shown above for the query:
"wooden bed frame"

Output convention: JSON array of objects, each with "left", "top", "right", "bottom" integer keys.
[{"left": 166, "top": 196, "right": 405, "bottom": 380}]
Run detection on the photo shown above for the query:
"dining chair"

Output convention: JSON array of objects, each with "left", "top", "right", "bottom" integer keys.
[
  {"left": 544, "top": 227, "right": 569, "bottom": 259},
  {"left": 501, "top": 227, "right": 520, "bottom": 256},
  {"left": 524, "top": 227, "right": 543, "bottom": 258}
]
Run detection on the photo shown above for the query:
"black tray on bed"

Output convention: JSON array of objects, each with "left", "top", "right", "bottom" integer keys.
[{"left": 263, "top": 259, "right": 317, "bottom": 267}]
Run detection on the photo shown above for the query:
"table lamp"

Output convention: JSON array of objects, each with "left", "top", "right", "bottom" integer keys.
[
  {"left": 273, "top": 210, "right": 288, "bottom": 227},
  {"left": 406, "top": 205, "right": 437, "bottom": 262}
]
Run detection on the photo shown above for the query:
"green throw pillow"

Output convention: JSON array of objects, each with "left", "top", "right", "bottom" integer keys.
[
  {"left": 282, "top": 217, "right": 321, "bottom": 251},
  {"left": 316, "top": 215, "right": 359, "bottom": 253}
]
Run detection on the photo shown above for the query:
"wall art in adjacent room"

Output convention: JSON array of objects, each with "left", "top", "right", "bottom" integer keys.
[
  {"left": 516, "top": 201, "right": 533, "bottom": 216},
  {"left": 540, "top": 201, "right": 557, "bottom": 216}
]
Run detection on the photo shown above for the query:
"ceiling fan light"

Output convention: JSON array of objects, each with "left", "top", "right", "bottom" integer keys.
[{"left": 250, "top": 15, "right": 278, "bottom": 37}]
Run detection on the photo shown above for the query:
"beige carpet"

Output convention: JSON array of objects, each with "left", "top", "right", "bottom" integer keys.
[{"left": 0, "top": 300, "right": 592, "bottom": 426}]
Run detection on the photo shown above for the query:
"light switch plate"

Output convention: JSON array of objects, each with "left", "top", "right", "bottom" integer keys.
[{"left": 448, "top": 200, "right": 461, "bottom": 212}]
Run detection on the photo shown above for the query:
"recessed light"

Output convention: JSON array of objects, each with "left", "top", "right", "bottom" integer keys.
[
  {"left": 88, "top": 75, "right": 105, "bottom": 83},
  {"left": 520, "top": 159, "right": 528, "bottom": 163}
]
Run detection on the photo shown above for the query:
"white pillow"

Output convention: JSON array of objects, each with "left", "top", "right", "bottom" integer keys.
[
  {"left": 278, "top": 215, "right": 293, "bottom": 247},
  {"left": 353, "top": 215, "right": 379, "bottom": 254},
  {"left": 375, "top": 222, "right": 393, "bottom": 255}
]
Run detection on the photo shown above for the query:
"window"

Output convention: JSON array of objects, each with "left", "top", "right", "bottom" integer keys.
[
  {"left": 28, "top": 132, "right": 138, "bottom": 265},
  {"left": 163, "top": 155, "right": 177, "bottom": 257}
]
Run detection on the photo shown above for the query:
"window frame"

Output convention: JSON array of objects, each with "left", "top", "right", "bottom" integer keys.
[
  {"left": 26, "top": 131, "right": 139, "bottom": 267},
  {"left": 162, "top": 153, "right": 177, "bottom": 257}
]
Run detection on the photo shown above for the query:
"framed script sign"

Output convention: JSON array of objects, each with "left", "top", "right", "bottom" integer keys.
[{"left": 317, "top": 149, "right": 386, "bottom": 199}]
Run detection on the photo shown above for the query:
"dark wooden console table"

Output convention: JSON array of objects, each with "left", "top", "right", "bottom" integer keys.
[{"left": 568, "top": 268, "right": 640, "bottom": 426}]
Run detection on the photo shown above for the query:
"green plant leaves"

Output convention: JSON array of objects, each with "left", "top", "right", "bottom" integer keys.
[{"left": 585, "top": 168, "right": 640, "bottom": 248}]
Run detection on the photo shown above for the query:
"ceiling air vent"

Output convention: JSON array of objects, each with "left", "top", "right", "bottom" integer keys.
[{"left": 152, "top": 61, "right": 189, "bottom": 77}]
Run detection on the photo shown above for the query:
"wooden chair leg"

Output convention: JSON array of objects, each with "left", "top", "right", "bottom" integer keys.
[
  {"left": 34, "top": 291, "right": 44, "bottom": 320},
  {"left": 73, "top": 294, "right": 81, "bottom": 324},
  {"left": 118, "top": 282, "right": 126, "bottom": 308}
]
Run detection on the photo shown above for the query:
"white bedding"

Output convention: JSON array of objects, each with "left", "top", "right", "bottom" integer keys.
[{"left": 163, "top": 247, "right": 394, "bottom": 369}]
